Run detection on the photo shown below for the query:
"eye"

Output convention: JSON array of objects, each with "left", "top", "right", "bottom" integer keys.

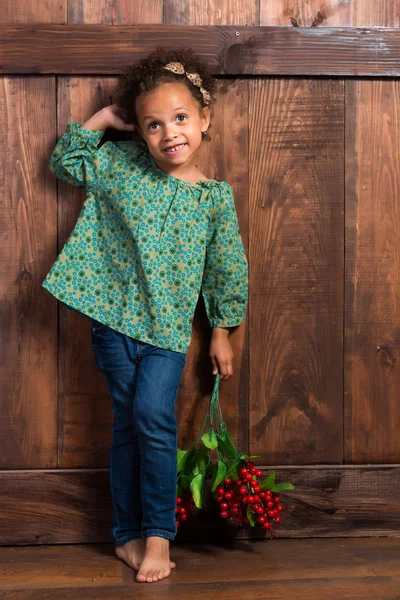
[
  {"left": 177, "top": 114, "right": 188, "bottom": 122},
  {"left": 148, "top": 122, "right": 159, "bottom": 130}
]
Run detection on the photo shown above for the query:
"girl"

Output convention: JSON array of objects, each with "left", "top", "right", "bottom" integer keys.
[{"left": 41, "top": 46, "right": 248, "bottom": 584}]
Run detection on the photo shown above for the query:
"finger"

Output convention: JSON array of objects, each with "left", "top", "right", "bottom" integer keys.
[
  {"left": 221, "top": 363, "right": 233, "bottom": 380},
  {"left": 210, "top": 357, "right": 219, "bottom": 376}
]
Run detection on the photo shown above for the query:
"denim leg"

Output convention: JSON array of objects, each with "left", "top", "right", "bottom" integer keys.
[
  {"left": 133, "top": 343, "right": 186, "bottom": 541},
  {"left": 90, "top": 319, "right": 143, "bottom": 547}
]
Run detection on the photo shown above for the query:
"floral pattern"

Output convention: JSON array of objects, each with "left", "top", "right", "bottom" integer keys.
[{"left": 41, "top": 122, "right": 248, "bottom": 354}]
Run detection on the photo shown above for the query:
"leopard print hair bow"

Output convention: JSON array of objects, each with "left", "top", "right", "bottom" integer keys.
[{"left": 162, "top": 61, "right": 212, "bottom": 105}]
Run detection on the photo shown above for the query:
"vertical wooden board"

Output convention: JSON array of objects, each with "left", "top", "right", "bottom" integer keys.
[
  {"left": 165, "top": 3, "right": 252, "bottom": 456},
  {"left": 260, "top": 0, "right": 351, "bottom": 26},
  {"left": 260, "top": 0, "right": 400, "bottom": 27},
  {"left": 345, "top": 79, "right": 400, "bottom": 463},
  {"left": 175, "top": 79, "right": 250, "bottom": 454},
  {"left": 60, "top": 0, "right": 164, "bottom": 468},
  {"left": 351, "top": 1, "right": 400, "bottom": 27},
  {"left": 165, "top": 0, "right": 258, "bottom": 25},
  {"left": 68, "top": 0, "right": 163, "bottom": 24},
  {"left": 57, "top": 76, "right": 118, "bottom": 468},
  {"left": 0, "top": 76, "right": 58, "bottom": 468},
  {"left": 0, "top": 0, "right": 65, "bottom": 23},
  {"left": 249, "top": 78, "right": 344, "bottom": 465},
  {"left": 343, "top": 2, "right": 400, "bottom": 463}
]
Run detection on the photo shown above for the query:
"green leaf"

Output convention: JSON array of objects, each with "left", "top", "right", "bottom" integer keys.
[
  {"left": 216, "top": 432, "right": 238, "bottom": 460},
  {"left": 202, "top": 430, "right": 218, "bottom": 450},
  {"left": 259, "top": 470, "right": 276, "bottom": 491},
  {"left": 177, "top": 449, "right": 188, "bottom": 474},
  {"left": 190, "top": 472, "right": 204, "bottom": 509},
  {"left": 191, "top": 445, "right": 209, "bottom": 476},
  {"left": 271, "top": 482, "right": 295, "bottom": 492},
  {"left": 224, "top": 456, "right": 242, "bottom": 481},
  {"left": 246, "top": 507, "right": 255, "bottom": 527},
  {"left": 211, "top": 460, "right": 227, "bottom": 492}
]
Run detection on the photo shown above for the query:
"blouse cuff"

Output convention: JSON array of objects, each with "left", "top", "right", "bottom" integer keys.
[{"left": 66, "top": 121, "right": 106, "bottom": 146}]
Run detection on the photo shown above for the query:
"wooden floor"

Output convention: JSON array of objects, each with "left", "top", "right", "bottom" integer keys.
[{"left": 0, "top": 537, "right": 400, "bottom": 599}]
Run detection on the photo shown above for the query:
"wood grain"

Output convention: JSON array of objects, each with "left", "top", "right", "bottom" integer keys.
[
  {"left": 0, "top": 76, "right": 58, "bottom": 469},
  {"left": 249, "top": 77, "right": 344, "bottom": 464},
  {"left": 260, "top": 0, "right": 400, "bottom": 27},
  {"left": 2, "top": 25, "right": 400, "bottom": 76},
  {"left": 1, "top": 466, "right": 399, "bottom": 544},
  {"left": 345, "top": 79, "right": 400, "bottom": 463},
  {"left": 1, "top": 538, "right": 400, "bottom": 598}
]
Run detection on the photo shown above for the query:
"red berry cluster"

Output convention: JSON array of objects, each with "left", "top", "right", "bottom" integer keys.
[
  {"left": 175, "top": 491, "right": 196, "bottom": 531},
  {"left": 215, "top": 461, "right": 284, "bottom": 532}
]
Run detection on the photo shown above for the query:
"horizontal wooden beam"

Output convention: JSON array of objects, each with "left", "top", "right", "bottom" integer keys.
[
  {"left": 1, "top": 25, "right": 400, "bottom": 76},
  {"left": 1, "top": 466, "right": 399, "bottom": 543}
]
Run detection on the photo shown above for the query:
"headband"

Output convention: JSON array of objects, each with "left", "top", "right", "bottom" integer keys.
[{"left": 162, "top": 61, "right": 211, "bottom": 105}]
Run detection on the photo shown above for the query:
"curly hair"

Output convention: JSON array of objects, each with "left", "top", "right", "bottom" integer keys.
[{"left": 115, "top": 46, "right": 217, "bottom": 142}]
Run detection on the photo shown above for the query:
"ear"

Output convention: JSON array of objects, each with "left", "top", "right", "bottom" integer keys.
[{"left": 201, "top": 106, "right": 211, "bottom": 130}]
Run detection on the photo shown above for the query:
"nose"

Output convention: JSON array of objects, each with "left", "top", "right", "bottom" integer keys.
[{"left": 164, "top": 125, "right": 178, "bottom": 140}]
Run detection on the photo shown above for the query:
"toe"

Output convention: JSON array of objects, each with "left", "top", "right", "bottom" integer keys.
[{"left": 170, "top": 561, "right": 176, "bottom": 569}]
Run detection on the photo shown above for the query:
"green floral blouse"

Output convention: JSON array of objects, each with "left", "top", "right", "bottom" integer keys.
[{"left": 41, "top": 122, "right": 248, "bottom": 354}]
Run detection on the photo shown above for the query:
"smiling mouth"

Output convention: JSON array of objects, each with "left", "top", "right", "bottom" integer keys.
[{"left": 164, "top": 143, "right": 187, "bottom": 154}]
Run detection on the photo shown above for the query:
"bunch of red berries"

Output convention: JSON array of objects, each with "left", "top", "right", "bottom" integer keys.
[
  {"left": 214, "top": 461, "right": 284, "bottom": 533},
  {"left": 175, "top": 490, "right": 196, "bottom": 531}
]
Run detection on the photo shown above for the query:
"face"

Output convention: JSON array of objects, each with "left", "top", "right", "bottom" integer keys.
[{"left": 135, "top": 82, "right": 210, "bottom": 171}]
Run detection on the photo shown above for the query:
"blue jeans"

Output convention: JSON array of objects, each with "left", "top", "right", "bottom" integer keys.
[{"left": 90, "top": 318, "right": 187, "bottom": 547}]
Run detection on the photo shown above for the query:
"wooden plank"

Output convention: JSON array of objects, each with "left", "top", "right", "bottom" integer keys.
[
  {"left": 165, "top": 0, "right": 258, "bottom": 25},
  {"left": 261, "top": 0, "right": 351, "bottom": 26},
  {"left": 165, "top": 0, "right": 251, "bottom": 474},
  {"left": 55, "top": 76, "right": 117, "bottom": 468},
  {"left": 249, "top": 77, "right": 344, "bottom": 464},
  {"left": 345, "top": 80, "right": 400, "bottom": 463},
  {"left": 2, "top": 25, "right": 400, "bottom": 76},
  {"left": 260, "top": 0, "right": 400, "bottom": 27},
  {"left": 0, "top": 0, "right": 65, "bottom": 23},
  {"left": 1, "top": 466, "right": 399, "bottom": 544},
  {"left": 68, "top": 0, "right": 163, "bottom": 24},
  {"left": 0, "top": 76, "right": 58, "bottom": 469},
  {"left": 175, "top": 79, "right": 250, "bottom": 454},
  {"left": 1, "top": 538, "right": 400, "bottom": 596}
]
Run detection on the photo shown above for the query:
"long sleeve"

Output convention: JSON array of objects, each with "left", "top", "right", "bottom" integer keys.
[
  {"left": 48, "top": 121, "right": 106, "bottom": 188},
  {"left": 201, "top": 182, "right": 248, "bottom": 328}
]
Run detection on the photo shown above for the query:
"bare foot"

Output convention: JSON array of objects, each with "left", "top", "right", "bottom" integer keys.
[
  {"left": 136, "top": 536, "right": 175, "bottom": 583},
  {"left": 115, "top": 537, "right": 176, "bottom": 573},
  {"left": 115, "top": 539, "right": 146, "bottom": 571}
]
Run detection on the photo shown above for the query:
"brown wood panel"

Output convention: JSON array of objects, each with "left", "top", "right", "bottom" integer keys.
[
  {"left": 166, "top": 0, "right": 252, "bottom": 459},
  {"left": 345, "top": 79, "right": 400, "bottom": 463},
  {"left": 0, "top": 76, "right": 58, "bottom": 469},
  {"left": 165, "top": 0, "right": 258, "bottom": 25},
  {"left": 261, "top": 0, "right": 350, "bottom": 26},
  {"left": 249, "top": 78, "right": 344, "bottom": 465},
  {"left": 176, "top": 79, "right": 250, "bottom": 453},
  {"left": 56, "top": 76, "right": 117, "bottom": 468},
  {"left": 260, "top": 0, "right": 400, "bottom": 27},
  {"left": 1, "top": 466, "right": 399, "bottom": 545},
  {"left": 68, "top": 0, "right": 163, "bottom": 24},
  {"left": 0, "top": 0, "right": 65, "bottom": 24},
  {"left": 1, "top": 538, "right": 400, "bottom": 597},
  {"left": 3, "top": 25, "right": 400, "bottom": 76}
]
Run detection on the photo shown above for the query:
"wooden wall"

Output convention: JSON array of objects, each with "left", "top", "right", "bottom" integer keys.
[{"left": 1, "top": 0, "right": 400, "bottom": 544}]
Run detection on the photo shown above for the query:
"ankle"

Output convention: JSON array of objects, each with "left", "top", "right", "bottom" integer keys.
[{"left": 145, "top": 535, "right": 169, "bottom": 546}]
